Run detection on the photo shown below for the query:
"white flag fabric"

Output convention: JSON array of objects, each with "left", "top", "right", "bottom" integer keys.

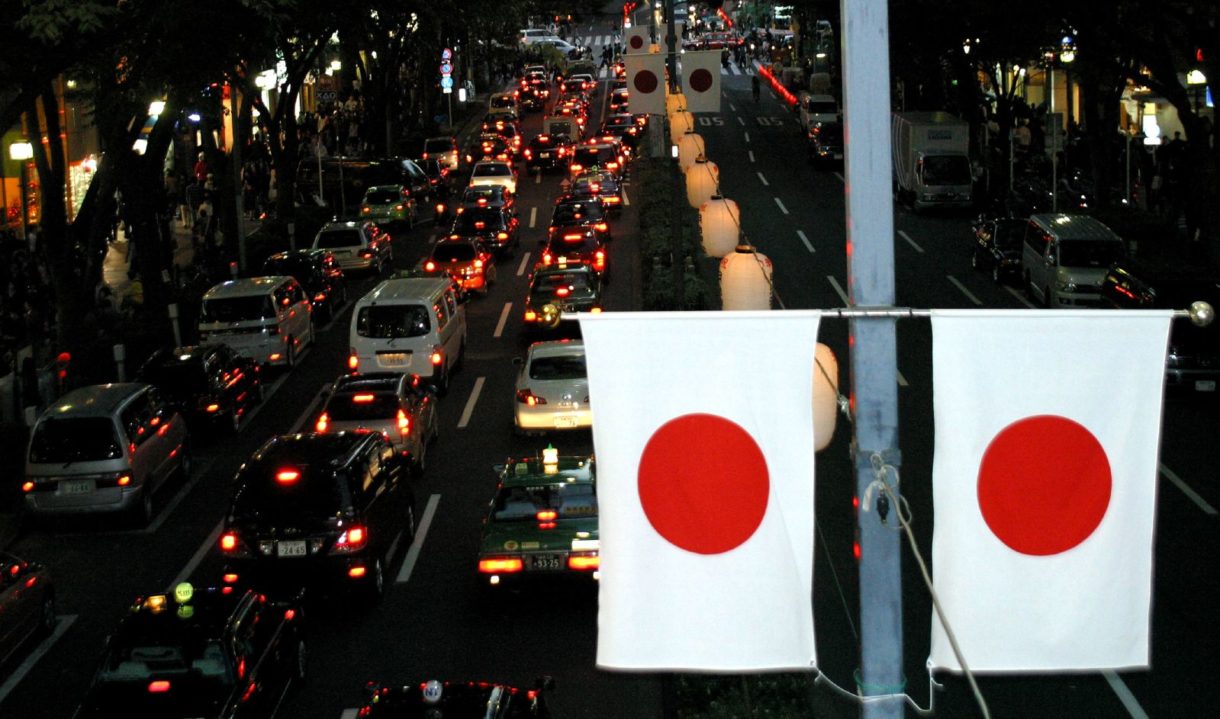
[
  {"left": 624, "top": 25, "right": 650, "bottom": 54},
  {"left": 930, "top": 309, "right": 1172, "bottom": 672},
  {"left": 625, "top": 52, "right": 666, "bottom": 116},
  {"left": 579, "top": 310, "right": 820, "bottom": 671},
  {"left": 681, "top": 50, "right": 722, "bottom": 113}
]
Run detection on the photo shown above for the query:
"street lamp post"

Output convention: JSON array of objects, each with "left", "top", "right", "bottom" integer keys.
[{"left": 8, "top": 141, "right": 34, "bottom": 241}]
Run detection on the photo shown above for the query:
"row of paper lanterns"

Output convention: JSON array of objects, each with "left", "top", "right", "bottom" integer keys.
[{"left": 666, "top": 89, "right": 838, "bottom": 450}]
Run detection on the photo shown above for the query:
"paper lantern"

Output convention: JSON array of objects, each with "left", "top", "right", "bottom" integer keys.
[
  {"left": 813, "top": 343, "right": 839, "bottom": 451},
  {"left": 719, "top": 244, "right": 773, "bottom": 310},
  {"left": 666, "top": 91, "right": 688, "bottom": 115},
  {"left": 669, "top": 110, "right": 695, "bottom": 140},
  {"left": 685, "top": 158, "right": 719, "bottom": 208},
  {"left": 700, "top": 196, "right": 740, "bottom": 258},
  {"left": 677, "top": 132, "right": 705, "bottom": 171}
]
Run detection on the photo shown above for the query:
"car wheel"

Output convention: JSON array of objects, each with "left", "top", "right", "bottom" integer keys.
[
  {"left": 39, "top": 593, "right": 56, "bottom": 635},
  {"left": 230, "top": 408, "right": 242, "bottom": 434},
  {"left": 131, "top": 487, "right": 153, "bottom": 528},
  {"left": 435, "top": 364, "right": 450, "bottom": 397},
  {"left": 366, "top": 557, "right": 386, "bottom": 603},
  {"left": 1024, "top": 272, "right": 1037, "bottom": 301},
  {"left": 405, "top": 504, "right": 417, "bottom": 543},
  {"left": 413, "top": 440, "right": 427, "bottom": 477},
  {"left": 178, "top": 445, "right": 192, "bottom": 480},
  {"left": 293, "top": 637, "right": 307, "bottom": 682},
  {"left": 285, "top": 338, "right": 296, "bottom": 369}
]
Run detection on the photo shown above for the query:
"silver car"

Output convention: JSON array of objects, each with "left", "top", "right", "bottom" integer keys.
[
  {"left": 514, "top": 340, "right": 592, "bottom": 434},
  {"left": 312, "top": 221, "right": 393, "bottom": 275},
  {"left": 314, "top": 373, "right": 440, "bottom": 475}
]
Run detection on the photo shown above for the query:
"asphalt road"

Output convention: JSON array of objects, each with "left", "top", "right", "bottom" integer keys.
[{"left": 3, "top": 17, "right": 1218, "bottom": 719}]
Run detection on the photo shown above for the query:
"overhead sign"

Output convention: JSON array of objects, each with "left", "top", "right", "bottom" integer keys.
[
  {"left": 441, "top": 48, "right": 454, "bottom": 95},
  {"left": 441, "top": 48, "right": 452, "bottom": 61}
]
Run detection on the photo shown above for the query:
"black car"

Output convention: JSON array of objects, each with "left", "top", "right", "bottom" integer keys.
[
  {"left": 970, "top": 216, "right": 1026, "bottom": 284},
  {"left": 540, "top": 230, "right": 607, "bottom": 281},
  {"left": 0, "top": 553, "right": 55, "bottom": 669},
  {"left": 358, "top": 678, "right": 553, "bottom": 718},
  {"left": 806, "top": 121, "right": 844, "bottom": 166},
  {"left": 523, "top": 264, "right": 604, "bottom": 333},
  {"left": 136, "top": 344, "right": 262, "bottom": 434},
  {"left": 569, "top": 171, "right": 625, "bottom": 215},
  {"left": 220, "top": 431, "right": 415, "bottom": 602},
  {"left": 1101, "top": 261, "right": 1220, "bottom": 394},
  {"left": 448, "top": 207, "right": 520, "bottom": 256},
  {"left": 262, "top": 248, "right": 348, "bottom": 320},
  {"left": 599, "top": 113, "right": 641, "bottom": 149},
  {"left": 466, "top": 133, "right": 512, "bottom": 165},
  {"left": 457, "top": 184, "right": 516, "bottom": 216},
  {"left": 524, "top": 134, "right": 575, "bottom": 173},
  {"left": 548, "top": 197, "right": 611, "bottom": 244},
  {"left": 77, "top": 583, "right": 305, "bottom": 719}
]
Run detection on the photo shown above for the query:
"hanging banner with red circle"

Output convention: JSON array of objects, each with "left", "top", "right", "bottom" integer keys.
[
  {"left": 680, "top": 50, "right": 721, "bottom": 113},
  {"left": 625, "top": 52, "right": 665, "bottom": 115}
]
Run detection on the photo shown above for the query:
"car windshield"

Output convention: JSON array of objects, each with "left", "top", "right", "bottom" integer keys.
[
  {"left": 529, "top": 353, "right": 587, "bottom": 381},
  {"left": 263, "top": 256, "right": 314, "bottom": 279},
  {"left": 808, "top": 101, "right": 838, "bottom": 114},
  {"left": 493, "top": 483, "right": 597, "bottom": 521},
  {"left": 325, "top": 393, "right": 399, "bottom": 421},
  {"left": 1058, "top": 240, "right": 1124, "bottom": 268},
  {"left": 232, "top": 464, "right": 348, "bottom": 521},
  {"left": 314, "top": 229, "right": 363, "bottom": 249},
  {"left": 453, "top": 211, "right": 504, "bottom": 233},
  {"left": 432, "top": 243, "right": 478, "bottom": 262},
  {"left": 553, "top": 202, "right": 603, "bottom": 223},
  {"left": 490, "top": 96, "right": 515, "bottom": 109},
  {"left": 138, "top": 361, "right": 206, "bottom": 394},
  {"left": 921, "top": 155, "right": 972, "bottom": 185},
  {"left": 473, "top": 164, "right": 511, "bottom": 177},
  {"left": 29, "top": 417, "right": 122, "bottom": 463},
  {"left": 364, "top": 189, "right": 399, "bottom": 205},
  {"left": 356, "top": 305, "right": 430, "bottom": 339},
  {"left": 533, "top": 271, "right": 591, "bottom": 294},
  {"left": 993, "top": 221, "right": 1025, "bottom": 250},
  {"left": 548, "top": 234, "right": 599, "bottom": 253},
  {"left": 99, "top": 638, "right": 232, "bottom": 683},
  {"left": 200, "top": 296, "right": 275, "bottom": 323}
]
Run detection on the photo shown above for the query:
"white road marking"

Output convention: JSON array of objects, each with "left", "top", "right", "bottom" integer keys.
[
  {"left": 748, "top": 150, "right": 756, "bottom": 163},
  {"left": 1004, "top": 285, "right": 1037, "bottom": 309},
  {"left": 834, "top": 171, "right": 845, "bottom": 183},
  {"left": 0, "top": 615, "right": 78, "bottom": 704},
  {"left": 173, "top": 519, "right": 224, "bottom": 587},
  {"left": 516, "top": 253, "right": 531, "bottom": 277},
  {"left": 457, "top": 376, "right": 485, "bottom": 429},
  {"left": 1160, "top": 463, "right": 1218, "bottom": 515},
  {"left": 290, "top": 383, "right": 331, "bottom": 433},
  {"left": 947, "top": 275, "right": 984, "bottom": 306},
  {"left": 897, "top": 371, "right": 909, "bottom": 387},
  {"left": 534, "top": 171, "right": 542, "bottom": 184},
  {"left": 622, "top": 189, "right": 630, "bottom": 206},
  {"left": 897, "top": 229, "right": 925, "bottom": 253},
  {"left": 743, "top": 131, "right": 750, "bottom": 143},
  {"left": 340, "top": 709, "right": 359, "bottom": 719},
  {"left": 529, "top": 207, "right": 537, "bottom": 228},
  {"left": 143, "top": 457, "right": 218, "bottom": 534},
  {"left": 827, "top": 276, "right": 850, "bottom": 305},
  {"left": 774, "top": 197, "right": 789, "bottom": 215},
  {"left": 493, "top": 302, "right": 512, "bottom": 338},
  {"left": 1103, "top": 670, "right": 1150, "bottom": 719},
  {"left": 737, "top": 116, "right": 745, "bottom": 126},
  {"left": 729, "top": 102, "right": 737, "bottom": 111},
  {"left": 756, "top": 171, "right": 770, "bottom": 186},
  {"left": 397, "top": 493, "right": 441, "bottom": 583},
  {"left": 796, "top": 230, "right": 814, "bottom": 253}
]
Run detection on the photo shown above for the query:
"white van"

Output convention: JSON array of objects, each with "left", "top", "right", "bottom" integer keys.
[
  {"left": 349, "top": 278, "right": 466, "bottom": 392},
  {"left": 1021, "top": 214, "right": 1127, "bottom": 307},
  {"left": 799, "top": 92, "right": 840, "bottom": 131},
  {"left": 198, "top": 276, "right": 315, "bottom": 368}
]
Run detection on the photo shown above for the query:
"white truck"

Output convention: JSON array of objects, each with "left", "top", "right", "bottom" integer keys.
[{"left": 891, "top": 111, "right": 974, "bottom": 211}]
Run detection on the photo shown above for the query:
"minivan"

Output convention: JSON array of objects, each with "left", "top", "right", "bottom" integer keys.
[
  {"left": 1021, "top": 214, "right": 1126, "bottom": 307},
  {"left": 24, "top": 383, "right": 189, "bottom": 525},
  {"left": 199, "top": 276, "right": 315, "bottom": 368},
  {"left": 349, "top": 278, "right": 466, "bottom": 392}
]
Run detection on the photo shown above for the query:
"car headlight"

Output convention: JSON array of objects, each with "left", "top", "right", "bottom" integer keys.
[{"left": 1057, "top": 279, "right": 1077, "bottom": 292}]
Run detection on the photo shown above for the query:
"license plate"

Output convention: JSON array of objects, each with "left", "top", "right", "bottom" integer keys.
[
  {"left": 554, "top": 415, "right": 579, "bottom": 428},
  {"left": 1196, "top": 380, "right": 1216, "bottom": 392},
  {"left": 62, "top": 479, "right": 95, "bottom": 495},
  {"left": 277, "top": 541, "right": 307, "bottom": 557},
  {"left": 378, "top": 352, "right": 409, "bottom": 367},
  {"left": 539, "top": 152, "right": 551, "bottom": 158},
  {"left": 529, "top": 554, "right": 564, "bottom": 571}
]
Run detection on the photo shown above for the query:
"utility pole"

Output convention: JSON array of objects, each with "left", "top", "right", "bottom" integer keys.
[
  {"left": 666, "top": 0, "right": 683, "bottom": 309},
  {"left": 840, "top": 0, "right": 905, "bottom": 716}
]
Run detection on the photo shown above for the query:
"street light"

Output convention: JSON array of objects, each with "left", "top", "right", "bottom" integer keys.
[{"left": 8, "top": 141, "right": 33, "bottom": 240}]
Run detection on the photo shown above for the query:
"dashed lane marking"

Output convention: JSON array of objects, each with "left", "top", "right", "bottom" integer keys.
[
  {"left": 897, "top": 371, "right": 909, "bottom": 387},
  {"left": 834, "top": 171, "right": 845, "bottom": 183},
  {"left": 748, "top": 150, "right": 756, "bottom": 163},
  {"left": 757, "top": 172, "right": 770, "bottom": 186},
  {"left": 774, "top": 197, "right": 789, "bottom": 215},
  {"left": 737, "top": 117, "right": 745, "bottom": 126},
  {"left": 1004, "top": 285, "right": 1037, "bottom": 309},
  {"left": 1160, "top": 463, "right": 1218, "bottom": 515},
  {"left": 827, "top": 276, "right": 850, "bottom": 305},
  {"left": 729, "top": 102, "right": 737, "bottom": 111},
  {"left": 516, "top": 253, "right": 531, "bottom": 277},
  {"left": 529, "top": 207, "right": 537, "bottom": 228},
  {"left": 796, "top": 230, "right": 814, "bottom": 253},
  {"left": 1103, "top": 670, "right": 1151, "bottom": 719},
  {"left": 0, "top": 615, "right": 78, "bottom": 704},
  {"left": 743, "top": 131, "right": 751, "bottom": 143},
  {"left": 494, "top": 302, "right": 512, "bottom": 338},
  {"left": 947, "top": 275, "right": 983, "bottom": 306},
  {"left": 897, "top": 230, "right": 925, "bottom": 254},
  {"left": 396, "top": 493, "right": 441, "bottom": 583},
  {"left": 457, "top": 376, "right": 485, "bottom": 429},
  {"left": 172, "top": 520, "right": 223, "bottom": 588}
]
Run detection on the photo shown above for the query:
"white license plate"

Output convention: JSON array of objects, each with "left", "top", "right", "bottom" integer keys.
[
  {"left": 529, "top": 554, "right": 564, "bottom": 571},
  {"left": 1196, "top": 380, "right": 1216, "bottom": 392},
  {"left": 554, "top": 415, "right": 579, "bottom": 428},
  {"left": 62, "top": 479, "right": 96, "bottom": 495},
  {"left": 277, "top": 541, "right": 307, "bottom": 557},
  {"left": 378, "top": 353, "right": 409, "bottom": 367}
]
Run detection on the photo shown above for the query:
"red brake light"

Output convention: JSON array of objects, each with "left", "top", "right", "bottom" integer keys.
[
  {"left": 516, "top": 389, "right": 546, "bottom": 405},
  {"left": 555, "top": 287, "right": 570, "bottom": 297},
  {"left": 430, "top": 351, "right": 443, "bottom": 365},
  {"left": 21, "top": 481, "right": 34, "bottom": 493},
  {"left": 475, "top": 221, "right": 486, "bottom": 229},
  {"left": 568, "top": 554, "right": 600, "bottom": 570},
  {"left": 348, "top": 355, "right": 359, "bottom": 370},
  {"left": 589, "top": 183, "right": 600, "bottom": 193},
  {"left": 479, "top": 557, "right": 524, "bottom": 574},
  {"left": 594, "top": 222, "right": 608, "bottom": 232},
  {"left": 220, "top": 532, "right": 239, "bottom": 552},
  {"left": 276, "top": 469, "right": 300, "bottom": 484},
  {"left": 337, "top": 525, "right": 367, "bottom": 549},
  {"left": 474, "top": 259, "right": 484, "bottom": 269},
  {"left": 424, "top": 260, "right": 437, "bottom": 272},
  {"left": 563, "top": 232, "right": 583, "bottom": 241},
  {"left": 497, "top": 231, "right": 509, "bottom": 240},
  {"left": 536, "top": 510, "right": 558, "bottom": 521},
  {"left": 315, "top": 412, "right": 329, "bottom": 432},
  {"left": 397, "top": 409, "right": 410, "bottom": 435},
  {"left": 148, "top": 680, "right": 171, "bottom": 694},
  {"left": 524, "top": 310, "right": 537, "bottom": 321},
  {"left": 542, "top": 252, "right": 553, "bottom": 265},
  {"left": 352, "top": 394, "right": 375, "bottom": 403}
]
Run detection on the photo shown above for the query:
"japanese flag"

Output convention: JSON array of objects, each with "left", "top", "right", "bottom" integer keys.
[
  {"left": 681, "top": 50, "right": 722, "bottom": 113},
  {"left": 624, "top": 25, "right": 650, "bottom": 55},
  {"left": 930, "top": 309, "right": 1172, "bottom": 672},
  {"left": 579, "top": 310, "right": 820, "bottom": 671},
  {"left": 626, "top": 52, "right": 666, "bottom": 116}
]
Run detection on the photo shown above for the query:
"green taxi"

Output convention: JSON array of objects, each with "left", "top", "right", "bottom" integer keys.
[
  {"left": 477, "top": 450, "right": 599, "bottom": 588},
  {"left": 360, "top": 184, "right": 417, "bottom": 227}
]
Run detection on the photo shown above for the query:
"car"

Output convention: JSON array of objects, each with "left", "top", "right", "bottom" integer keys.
[
  {"left": 567, "top": 142, "right": 625, "bottom": 180},
  {"left": 549, "top": 197, "right": 611, "bottom": 244},
  {"left": 518, "top": 27, "right": 560, "bottom": 46},
  {"left": 315, "top": 373, "right": 439, "bottom": 474},
  {"left": 468, "top": 161, "right": 518, "bottom": 194},
  {"left": 532, "top": 37, "right": 580, "bottom": 57},
  {"left": 24, "top": 383, "right": 189, "bottom": 526},
  {"left": 522, "top": 264, "right": 604, "bottom": 333},
  {"left": 456, "top": 184, "right": 516, "bottom": 216},
  {"left": 608, "top": 87, "right": 630, "bottom": 114},
  {"left": 262, "top": 249, "right": 348, "bottom": 320},
  {"left": 513, "top": 340, "right": 593, "bottom": 433},
  {"left": 360, "top": 184, "right": 419, "bottom": 228},
  {"left": 552, "top": 99, "right": 589, "bottom": 132},
  {"left": 75, "top": 582, "right": 304, "bottom": 719},
  {"left": 359, "top": 677, "right": 554, "bottom": 718},
  {"left": 136, "top": 344, "right": 262, "bottom": 435},
  {"left": 559, "top": 78, "right": 587, "bottom": 97},
  {"left": 481, "top": 119, "right": 523, "bottom": 156},
  {"left": 220, "top": 431, "right": 415, "bottom": 601},
  {"left": 806, "top": 120, "right": 844, "bottom": 166},
  {"left": 524, "top": 133, "right": 576, "bottom": 173},
  {"left": 415, "top": 157, "right": 452, "bottom": 196},
  {"left": 448, "top": 206, "right": 520, "bottom": 256},
  {"left": 419, "top": 238, "right": 497, "bottom": 296},
  {"left": 1100, "top": 261, "right": 1220, "bottom": 394},
  {"left": 422, "top": 136, "right": 459, "bottom": 171},
  {"left": 568, "top": 73, "right": 596, "bottom": 92},
  {"left": 487, "top": 91, "right": 521, "bottom": 119},
  {"left": 477, "top": 451, "right": 598, "bottom": 587},
  {"left": 199, "top": 277, "right": 315, "bottom": 369},
  {"left": 0, "top": 553, "right": 55, "bottom": 668},
  {"left": 599, "top": 113, "right": 641, "bottom": 149},
  {"left": 312, "top": 220, "right": 393, "bottom": 275},
  {"left": 1021, "top": 213, "right": 1126, "bottom": 307},
  {"left": 971, "top": 215, "right": 1026, "bottom": 284},
  {"left": 799, "top": 92, "right": 840, "bottom": 132},
  {"left": 569, "top": 171, "right": 625, "bottom": 214},
  {"left": 541, "top": 115, "right": 581, "bottom": 143},
  {"left": 540, "top": 229, "right": 607, "bottom": 281},
  {"left": 465, "top": 133, "right": 513, "bottom": 165},
  {"left": 393, "top": 158, "right": 434, "bottom": 205},
  {"left": 349, "top": 278, "right": 466, "bottom": 392}
]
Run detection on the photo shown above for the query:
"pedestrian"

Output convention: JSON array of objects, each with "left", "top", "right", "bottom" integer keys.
[
  {"left": 751, "top": 73, "right": 761, "bottom": 103},
  {"left": 193, "top": 152, "right": 209, "bottom": 184}
]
